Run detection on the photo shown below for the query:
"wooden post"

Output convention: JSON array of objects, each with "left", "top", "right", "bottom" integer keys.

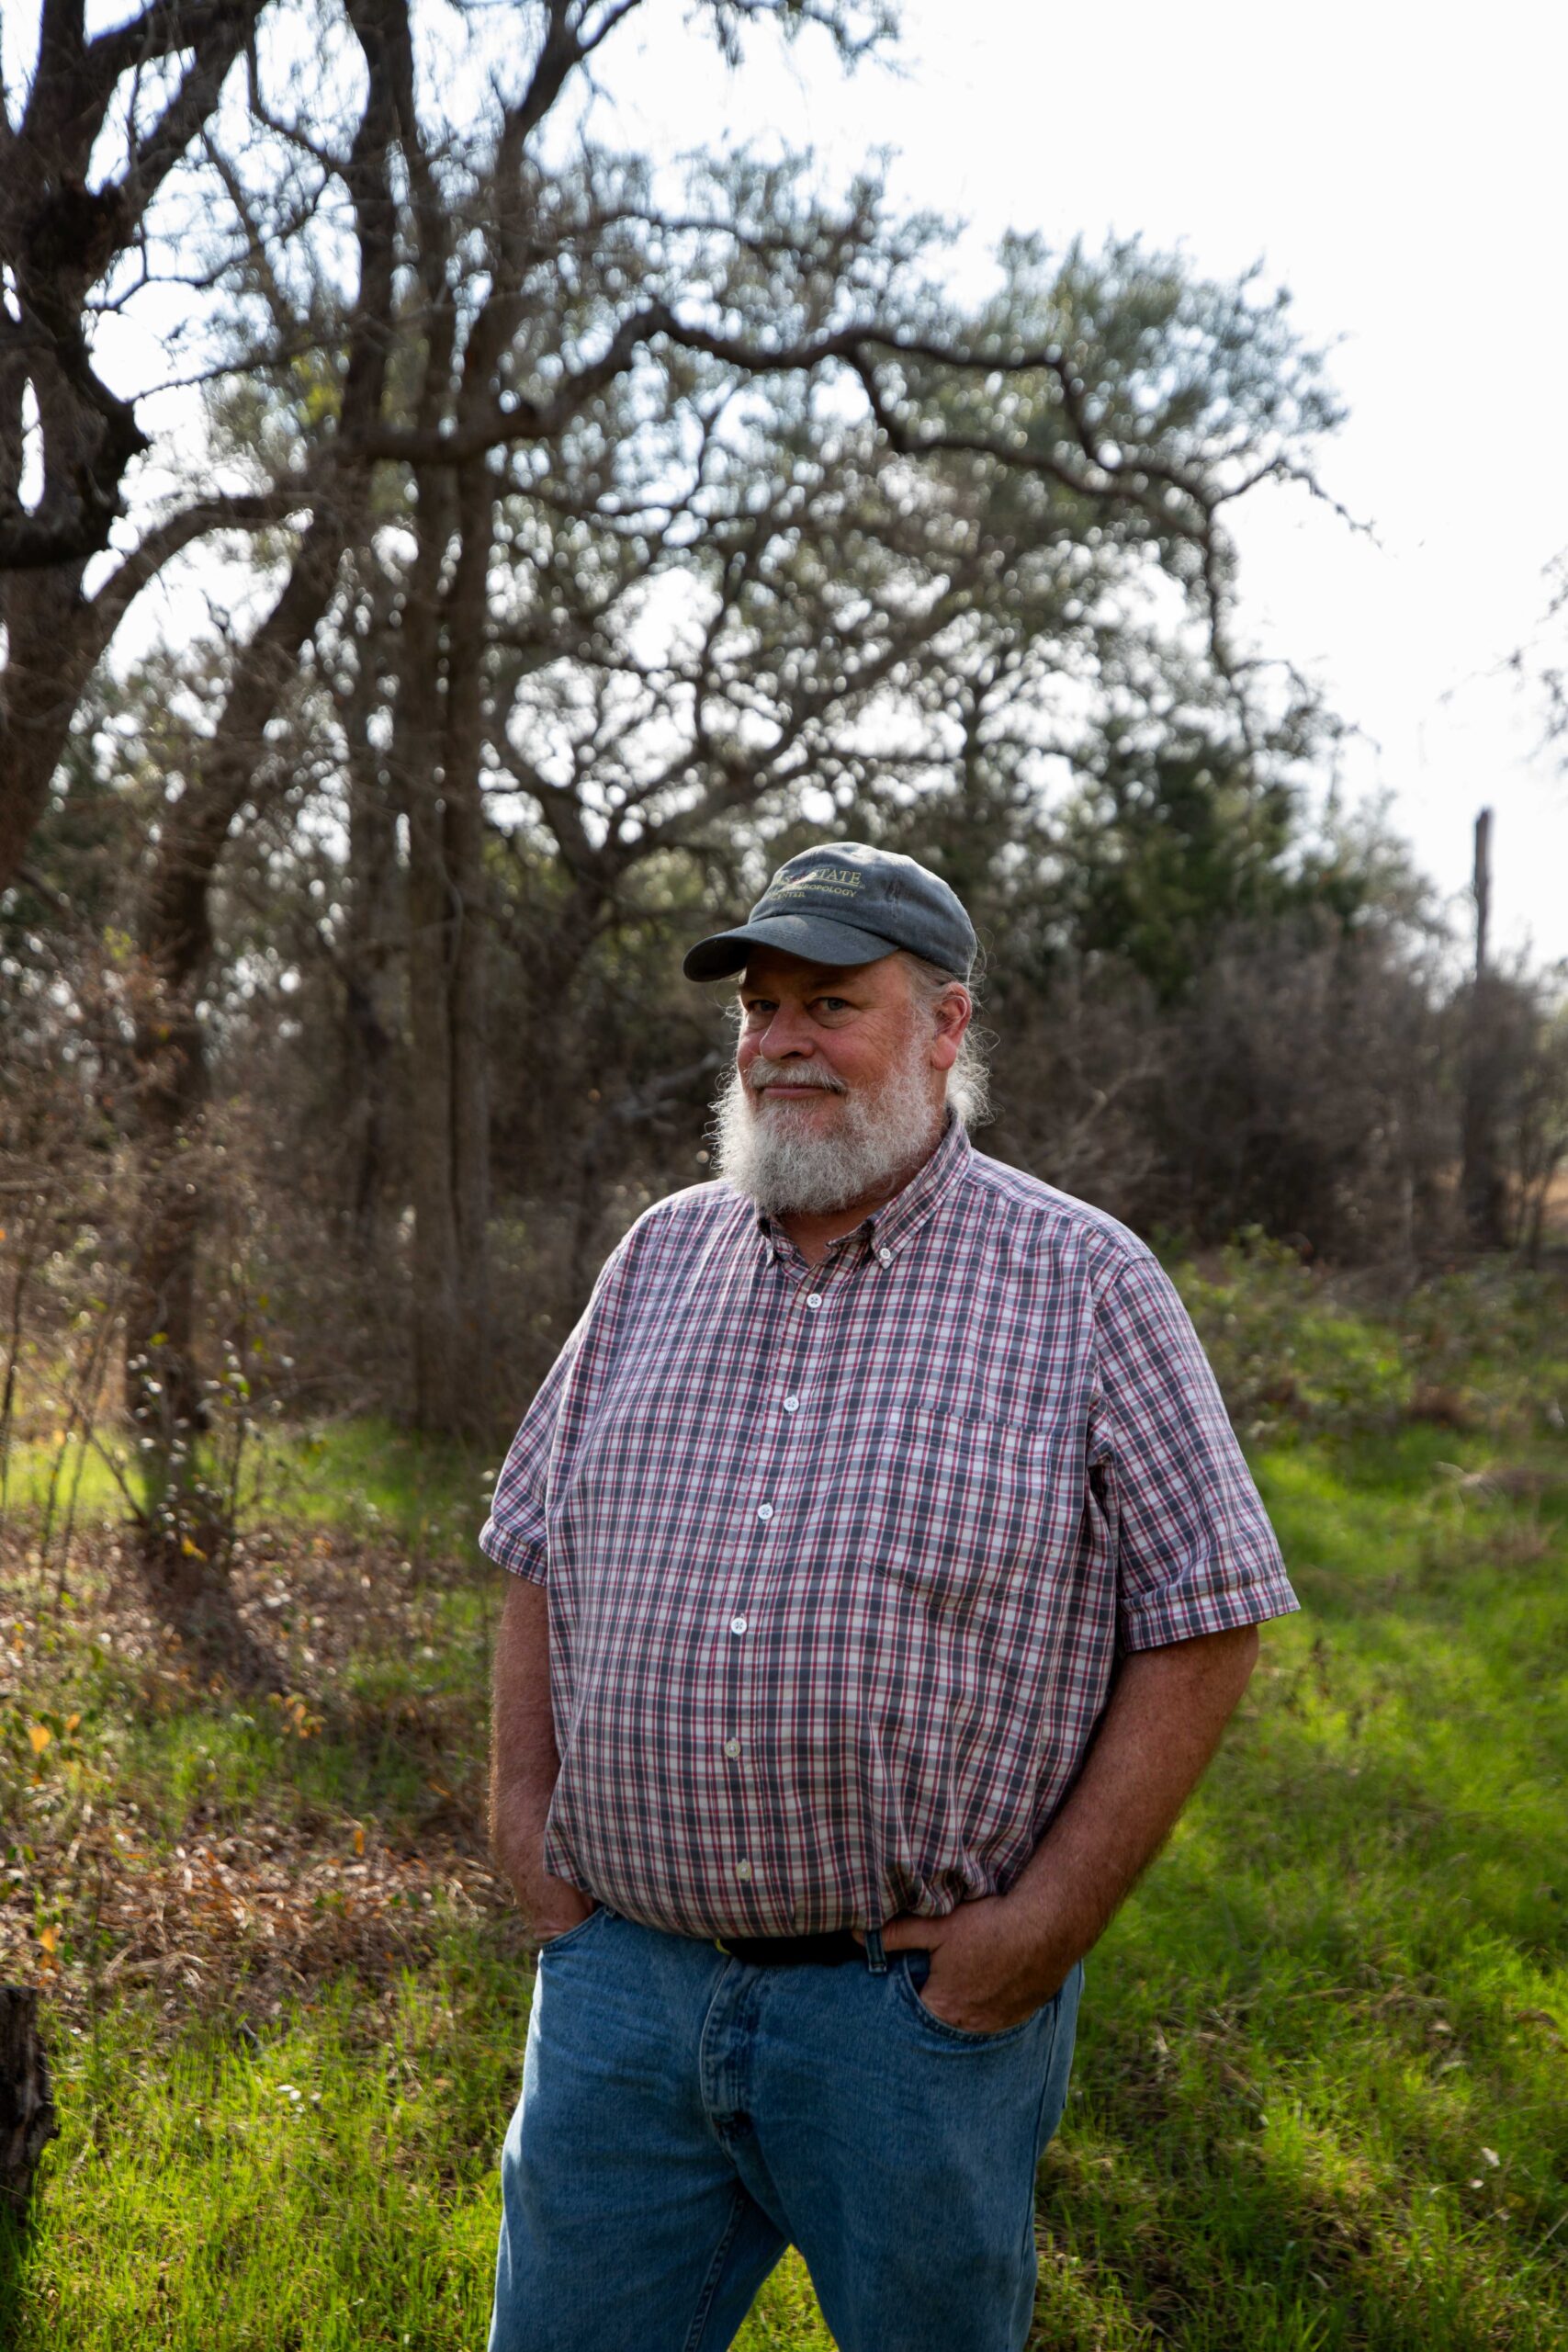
[
  {"left": 0, "top": 1987, "right": 58, "bottom": 2222},
  {"left": 1472, "top": 807, "right": 1492, "bottom": 980},
  {"left": 1461, "top": 808, "right": 1507, "bottom": 1249}
]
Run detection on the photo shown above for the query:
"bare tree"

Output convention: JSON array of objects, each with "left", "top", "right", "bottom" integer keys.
[
  {"left": 6, "top": 0, "right": 1347, "bottom": 1461},
  {"left": 0, "top": 0, "right": 276, "bottom": 889},
  {"left": 122, "top": 0, "right": 404, "bottom": 1504}
]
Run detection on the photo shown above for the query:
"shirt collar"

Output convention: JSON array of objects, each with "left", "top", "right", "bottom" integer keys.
[{"left": 750, "top": 1113, "right": 972, "bottom": 1267}]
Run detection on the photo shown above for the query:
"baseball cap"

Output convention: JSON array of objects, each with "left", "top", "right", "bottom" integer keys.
[{"left": 682, "top": 842, "right": 976, "bottom": 983}]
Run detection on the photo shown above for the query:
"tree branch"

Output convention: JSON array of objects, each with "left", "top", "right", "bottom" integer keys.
[
  {"left": 73, "top": 483, "right": 310, "bottom": 666},
  {"left": 119, "top": 2, "right": 262, "bottom": 243}
]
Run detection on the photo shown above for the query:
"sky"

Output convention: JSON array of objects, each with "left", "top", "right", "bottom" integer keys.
[
  {"left": 599, "top": 0, "right": 1568, "bottom": 965},
  {"left": 11, "top": 0, "right": 1566, "bottom": 962}
]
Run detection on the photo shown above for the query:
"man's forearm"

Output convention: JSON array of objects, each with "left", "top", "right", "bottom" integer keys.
[
  {"left": 1009, "top": 1622, "right": 1259, "bottom": 1979},
  {"left": 880, "top": 1622, "right": 1259, "bottom": 2030},
  {"left": 490, "top": 1573, "right": 593, "bottom": 1937}
]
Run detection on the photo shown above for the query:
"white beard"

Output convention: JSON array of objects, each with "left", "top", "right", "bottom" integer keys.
[{"left": 711, "top": 1026, "right": 945, "bottom": 1216}]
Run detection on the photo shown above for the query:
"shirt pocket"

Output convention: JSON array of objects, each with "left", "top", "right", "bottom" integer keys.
[{"left": 867, "top": 1405, "right": 1068, "bottom": 1603}]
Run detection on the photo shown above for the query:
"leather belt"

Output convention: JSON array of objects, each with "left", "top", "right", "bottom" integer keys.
[{"left": 713, "top": 1929, "right": 863, "bottom": 1968}]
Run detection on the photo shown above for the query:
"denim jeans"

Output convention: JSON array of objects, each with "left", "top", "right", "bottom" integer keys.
[{"left": 488, "top": 1906, "right": 1083, "bottom": 2352}]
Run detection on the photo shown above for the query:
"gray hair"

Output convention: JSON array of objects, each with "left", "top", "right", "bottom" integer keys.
[{"left": 897, "top": 953, "right": 992, "bottom": 1129}]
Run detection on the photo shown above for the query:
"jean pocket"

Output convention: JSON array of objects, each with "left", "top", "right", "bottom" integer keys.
[
  {"left": 536, "top": 1904, "right": 605, "bottom": 1959},
  {"left": 894, "top": 1951, "right": 1043, "bottom": 2048}
]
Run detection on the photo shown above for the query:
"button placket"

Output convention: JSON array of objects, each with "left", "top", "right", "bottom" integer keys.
[
  {"left": 721, "top": 1241, "right": 851, "bottom": 1913},
  {"left": 781, "top": 1243, "right": 863, "bottom": 1442}
]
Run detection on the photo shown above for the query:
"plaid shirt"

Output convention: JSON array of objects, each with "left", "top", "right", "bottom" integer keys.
[{"left": 481, "top": 1119, "right": 1297, "bottom": 1938}]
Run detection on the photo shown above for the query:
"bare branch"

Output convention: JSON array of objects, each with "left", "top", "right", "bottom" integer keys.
[
  {"left": 119, "top": 3, "right": 262, "bottom": 243},
  {"left": 85, "top": 0, "right": 246, "bottom": 95},
  {"left": 84, "top": 482, "right": 312, "bottom": 640}
]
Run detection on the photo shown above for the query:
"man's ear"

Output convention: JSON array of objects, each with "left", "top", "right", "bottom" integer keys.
[{"left": 928, "top": 986, "right": 972, "bottom": 1071}]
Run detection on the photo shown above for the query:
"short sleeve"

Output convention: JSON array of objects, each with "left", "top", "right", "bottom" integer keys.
[
  {"left": 479, "top": 1218, "right": 647, "bottom": 1579},
  {"left": 1091, "top": 1251, "right": 1299, "bottom": 1651},
  {"left": 479, "top": 1328, "right": 581, "bottom": 1581}
]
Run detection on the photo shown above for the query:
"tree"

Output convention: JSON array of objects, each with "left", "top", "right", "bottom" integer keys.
[
  {"left": 4, "top": 0, "right": 909, "bottom": 1467},
  {"left": 1, "top": 0, "right": 271, "bottom": 890},
  {"left": 0, "top": 2, "right": 898, "bottom": 896},
  {"left": 6, "top": 0, "right": 1352, "bottom": 1495}
]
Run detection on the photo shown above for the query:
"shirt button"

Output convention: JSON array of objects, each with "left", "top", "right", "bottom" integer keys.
[
  {"left": 723, "top": 1737, "right": 741, "bottom": 1758},
  {"left": 735, "top": 1860, "right": 752, "bottom": 1882},
  {"left": 805, "top": 1293, "right": 822, "bottom": 1310},
  {"left": 756, "top": 1502, "right": 773, "bottom": 1521},
  {"left": 783, "top": 1395, "right": 799, "bottom": 1413},
  {"left": 729, "top": 1615, "right": 748, "bottom": 1636},
  {"left": 878, "top": 1247, "right": 893, "bottom": 1267}
]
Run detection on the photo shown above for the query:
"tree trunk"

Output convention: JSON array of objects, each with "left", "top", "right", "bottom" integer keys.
[
  {"left": 124, "top": 980, "right": 209, "bottom": 1436},
  {"left": 0, "top": 0, "right": 262, "bottom": 893},
  {"left": 0, "top": 151, "right": 131, "bottom": 893},
  {"left": 402, "top": 764, "right": 465, "bottom": 1430},
  {"left": 393, "top": 417, "right": 496, "bottom": 1436},
  {"left": 0, "top": 576, "right": 93, "bottom": 896},
  {"left": 117, "top": 7, "right": 399, "bottom": 1505},
  {"left": 444, "top": 456, "right": 494, "bottom": 1397},
  {"left": 127, "top": 525, "right": 346, "bottom": 1432},
  {"left": 0, "top": 1987, "right": 57, "bottom": 2223},
  {"left": 118, "top": 522, "right": 350, "bottom": 1683},
  {"left": 395, "top": 445, "right": 464, "bottom": 1431},
  {"left": 342, "top": 582, "right": 401, "bottom": 1248},
  {"left": 398, "top": 721, "right": 490, "bottom": 1436}
]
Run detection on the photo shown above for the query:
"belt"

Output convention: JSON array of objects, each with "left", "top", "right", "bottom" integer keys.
[{"left": 714, "top": 1929, "right": 865, "bottom": 1968}]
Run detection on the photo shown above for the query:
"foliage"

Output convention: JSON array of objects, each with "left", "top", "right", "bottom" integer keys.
[
  {"left": 1173, "top": 1246, "right": 1568, "bottom": 1453},
  {"left": 1175, "top": 1236, "right": 1412, "bottom": 1444}
]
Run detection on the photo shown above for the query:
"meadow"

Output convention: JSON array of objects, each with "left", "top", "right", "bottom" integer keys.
[{"left": 2, "top": 1250, "right": 1565, "bottom": 2349}]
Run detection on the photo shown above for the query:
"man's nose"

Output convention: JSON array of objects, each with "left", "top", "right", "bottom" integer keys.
[{"left": 756, "top": 1003, "right": 816, "bottom": 1058}]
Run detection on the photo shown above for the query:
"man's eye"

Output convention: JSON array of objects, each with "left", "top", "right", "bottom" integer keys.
[{"left": 816, "top": 998, "right": 851, "bottom": 1014}]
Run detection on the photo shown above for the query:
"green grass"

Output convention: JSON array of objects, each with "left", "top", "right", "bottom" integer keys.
[
  {"left": 6, "top": 1969, "right": 514, "bottom": 2348},
  {"left": 2, "top": 1411, "right": 489, "bottom": 1570},
  {"left": 4, "top": 1268, "right": 1566, "bottom": 2348},
  {"left": 1033, "top": 1427, "right": 1568, "bottom": 2350}
]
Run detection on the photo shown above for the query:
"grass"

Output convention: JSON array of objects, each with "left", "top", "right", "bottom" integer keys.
[
  {"left": 1, "top": 1412, "right": 492, "bottom": 1565},
  {"left": 3, "top": 1263, "right": 1566, "bottom": 2348},
  {"left": 1033, "top": 1423, "right": 1568, "bottom": 2350}
]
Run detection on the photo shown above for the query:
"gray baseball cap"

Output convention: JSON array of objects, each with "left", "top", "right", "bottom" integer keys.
[{"left": 682, "top": 842, "right": 976, "bottom": 983}]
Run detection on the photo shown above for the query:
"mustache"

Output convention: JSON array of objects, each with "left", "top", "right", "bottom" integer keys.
[{"left": 744, "top": 1057, "right": 848, "bottom": 1096}]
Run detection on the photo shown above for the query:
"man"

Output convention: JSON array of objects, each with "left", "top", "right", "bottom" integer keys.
[{"left": 481, "top": 842, "right": 1298, "bottom": 2352}]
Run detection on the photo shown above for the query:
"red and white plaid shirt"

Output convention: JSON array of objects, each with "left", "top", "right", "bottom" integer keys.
[{"left": 482, "top": 1119, "right": 1297, "bottom": 1938}]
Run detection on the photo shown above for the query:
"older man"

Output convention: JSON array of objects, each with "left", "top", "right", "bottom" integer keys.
[{"left": 481, "top": 842, "right": 1297, "bottom": 2352}]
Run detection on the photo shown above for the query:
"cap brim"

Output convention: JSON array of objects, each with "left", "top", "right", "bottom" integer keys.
[{"left": 682, "top": 911, "right": 903, "bottom": 982}]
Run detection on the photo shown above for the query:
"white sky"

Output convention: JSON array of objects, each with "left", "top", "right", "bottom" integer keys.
[
  {"left": 12, "top": 0, "right": 1566, "bottom": 961},
  {"left": 604, "top": 0, "right": 1568, "bottom": 965}
]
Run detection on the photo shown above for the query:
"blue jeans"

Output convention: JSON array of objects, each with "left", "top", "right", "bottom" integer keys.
[{"left": 488, "top": 1907, "right": 1083, "bottom": 2352}]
